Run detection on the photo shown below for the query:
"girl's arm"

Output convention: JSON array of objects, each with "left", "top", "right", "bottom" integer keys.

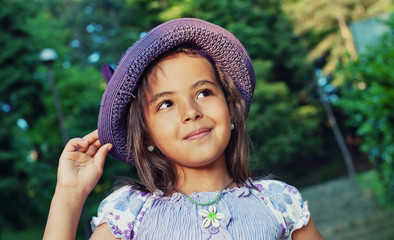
[
  {"left": 90, "top": 223, "right": 119, "bottom": 239},
  {"left": 292, "top": 218, "right": 325, "bottom": 240},
  {"left": 43, "top": 130, "right": 112, "bottom": 240}
]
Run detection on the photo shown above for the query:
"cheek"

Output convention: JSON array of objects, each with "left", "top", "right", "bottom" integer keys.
[
  {"left": 147, "top": 117, "right": 177, "bottom": 145},
  {"left": 214, "top": 99, "right": 232, "bottom": 124}
]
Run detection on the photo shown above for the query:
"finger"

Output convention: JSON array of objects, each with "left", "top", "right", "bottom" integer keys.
[
  {"left": 85, "top": 139, "right": 102, "bottom": 156},
  {"left": 94, "top": 143, "right": 112, "bottom": 174},
  {"left": 75, "top": 130, "right": 99, "bottom": 153},
  {"left": 61, "top": 151, "right": 92, "bottom": 164},
  {"left": 82, "top": 130, "right": 99, "bottom": 145},
  {"left": 63, "top": 138, "right": 89, "bottom": 153},
  {"left": 74, "top": 138, "right": 93, "bottom": 153}
]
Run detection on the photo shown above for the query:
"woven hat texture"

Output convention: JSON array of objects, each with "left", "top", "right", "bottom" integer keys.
[{"left": 98, "top": 18, "right": 255, "bottom": 165}]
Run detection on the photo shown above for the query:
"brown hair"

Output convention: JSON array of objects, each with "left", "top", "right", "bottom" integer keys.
[{"left": 126, "top": 47, "right": 253, "bottom": 195}]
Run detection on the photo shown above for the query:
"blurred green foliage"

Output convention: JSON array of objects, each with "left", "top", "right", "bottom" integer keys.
[
  {"left": 358, "top": 170, "right": 394, "bottom": 208},
  {"left": 0, "top": 0, "right": 48, "bottom": 230},
  {"left": 281, "top": 0, "right": 392, "bottom": 75},
  {"left": 0, "top": 0, "right": 391, "bottom": 238},
  {"left": 336, "top": 15, "right": 394, "bottom": 203}
]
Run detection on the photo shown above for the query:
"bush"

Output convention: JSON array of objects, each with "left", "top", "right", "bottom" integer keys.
[{"left": 336, "top": 15, "right": 394, "bottom": 204}]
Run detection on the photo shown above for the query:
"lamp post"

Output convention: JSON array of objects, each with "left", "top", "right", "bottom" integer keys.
[
  {"left": 39, "top": 48, "right": 91, "bottom": 238},
  {"left": 315, "top": 69, "right": 356, "bottom": 179},
  {"left": 39, "top": 48, "right": 69, "bottom": 144}
]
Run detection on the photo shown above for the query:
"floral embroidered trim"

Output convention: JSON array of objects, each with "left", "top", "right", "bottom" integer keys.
[{"left": 199, "top": 205, "right": 225, "bottom": 228}]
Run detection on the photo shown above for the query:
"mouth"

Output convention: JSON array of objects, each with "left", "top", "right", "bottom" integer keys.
[{"left": 183, "top": 128, "right": 212, "bottom": 140}]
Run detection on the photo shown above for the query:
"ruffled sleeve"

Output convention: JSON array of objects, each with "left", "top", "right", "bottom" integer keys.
[
  {"left": 90, "top": 186, "right": 152, "bottom": 240},
  {"left": 252, "top": 180, "right": 310, "bottom": 240}
]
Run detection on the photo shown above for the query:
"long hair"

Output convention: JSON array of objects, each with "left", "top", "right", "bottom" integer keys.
[{"left": 126, "top": 47, "right": 253, "bottom": 195}]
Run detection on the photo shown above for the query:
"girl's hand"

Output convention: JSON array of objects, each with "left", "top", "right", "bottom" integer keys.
[
  {"left": 44, "top": 130, "right": 112, "bottom": 240},
  {"left": 56, "top": 130, "right": 112, "bottom": 197}
]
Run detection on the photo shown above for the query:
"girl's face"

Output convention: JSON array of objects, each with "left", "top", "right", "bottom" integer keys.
[{"left": 143, "top": 53, "right": 232, "bottom": 169}]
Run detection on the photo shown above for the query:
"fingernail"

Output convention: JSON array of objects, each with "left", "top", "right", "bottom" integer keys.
[{"left": 108, "top": 144, "right": 113, "bottom": 151}]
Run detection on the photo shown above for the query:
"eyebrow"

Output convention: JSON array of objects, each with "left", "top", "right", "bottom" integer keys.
[
  {"left": 148, "top": 91, "right": 174, "bottom": 105},
  {"left": 192, "top": 79, "right": 218, "bottom": 89},
  {"left": 148, "top": 79, "right": 218, "bottom": 105}
]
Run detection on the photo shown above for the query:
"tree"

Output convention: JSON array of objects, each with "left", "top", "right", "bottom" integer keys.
[
  {"left": 281, "top": 0, "right": 391, "bottom": 75},
  {"left": 0, "top": 0, "right": 125, "bottom": 234},
  {"left": 0, "top": 0, "right": 49, "bottom": 231},
  {"left": 335, "top": 15, "right": 394, "bottom": 203}
]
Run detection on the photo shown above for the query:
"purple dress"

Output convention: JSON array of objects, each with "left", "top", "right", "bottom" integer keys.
[{"left": 91, "top": 179, "right": 310, "bottom": 240}]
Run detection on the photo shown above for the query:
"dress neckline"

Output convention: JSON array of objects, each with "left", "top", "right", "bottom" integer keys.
[{"left": 153, "top": 184, "right": 251, "bottom": 202}]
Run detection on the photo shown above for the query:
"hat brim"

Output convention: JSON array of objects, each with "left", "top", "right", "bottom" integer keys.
[{"left": 98, "top": 18, "right": 255, "bottom": 165}]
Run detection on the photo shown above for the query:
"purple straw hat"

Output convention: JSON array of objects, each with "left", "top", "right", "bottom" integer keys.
[{"left": 98, "top": 18, "right": 255, "bottom": 165}]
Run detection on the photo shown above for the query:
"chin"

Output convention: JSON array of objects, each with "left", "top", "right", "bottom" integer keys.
[{"left": 179, "top": 156, "right": 224, "bottom": 169}]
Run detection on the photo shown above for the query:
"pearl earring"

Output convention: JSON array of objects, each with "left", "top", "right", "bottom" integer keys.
[
  {"left": 147, "top": 145, "right": 155, "bottom": 152},
  {"left": 231, "top": 123, "right": 235, "bottom": 130}
]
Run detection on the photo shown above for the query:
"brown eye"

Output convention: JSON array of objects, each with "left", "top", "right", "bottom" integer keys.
[
  {"left": 158, "top": 100, "right": 173, "bottom": 110},
  {"left": 197, "top": 89, "right": 213, "bottom": 99}
]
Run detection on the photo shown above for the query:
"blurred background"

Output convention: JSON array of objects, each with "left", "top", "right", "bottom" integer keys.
[{"left": 0, "top": 0, "right": 393, "bottom": 239}]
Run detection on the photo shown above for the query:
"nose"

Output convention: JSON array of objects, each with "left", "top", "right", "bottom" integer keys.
[{"left": 182, "top": 100, "right": 203, "bottom": 123}]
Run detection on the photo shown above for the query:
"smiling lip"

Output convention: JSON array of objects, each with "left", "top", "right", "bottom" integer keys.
[{"left": 184, "top": 128, "right": 212, "bottom": 140}]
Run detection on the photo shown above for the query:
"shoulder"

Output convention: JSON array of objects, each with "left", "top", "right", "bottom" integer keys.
[
  {"left": 251, "top": 179, "right": 311, "bottom": 239},
  {"left": 91, "top": 186, "right": 153, "bottom": 239},
  {"left": 99, "top": 185, "right": 151, "bottom": 213},
  {"left": 252, "top": 179, "right": 302, "bottom": 200}
]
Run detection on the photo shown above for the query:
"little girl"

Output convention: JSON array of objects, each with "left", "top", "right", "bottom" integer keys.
[{"left": 44, "top": 18, "right": 323, "bottom": 240}]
